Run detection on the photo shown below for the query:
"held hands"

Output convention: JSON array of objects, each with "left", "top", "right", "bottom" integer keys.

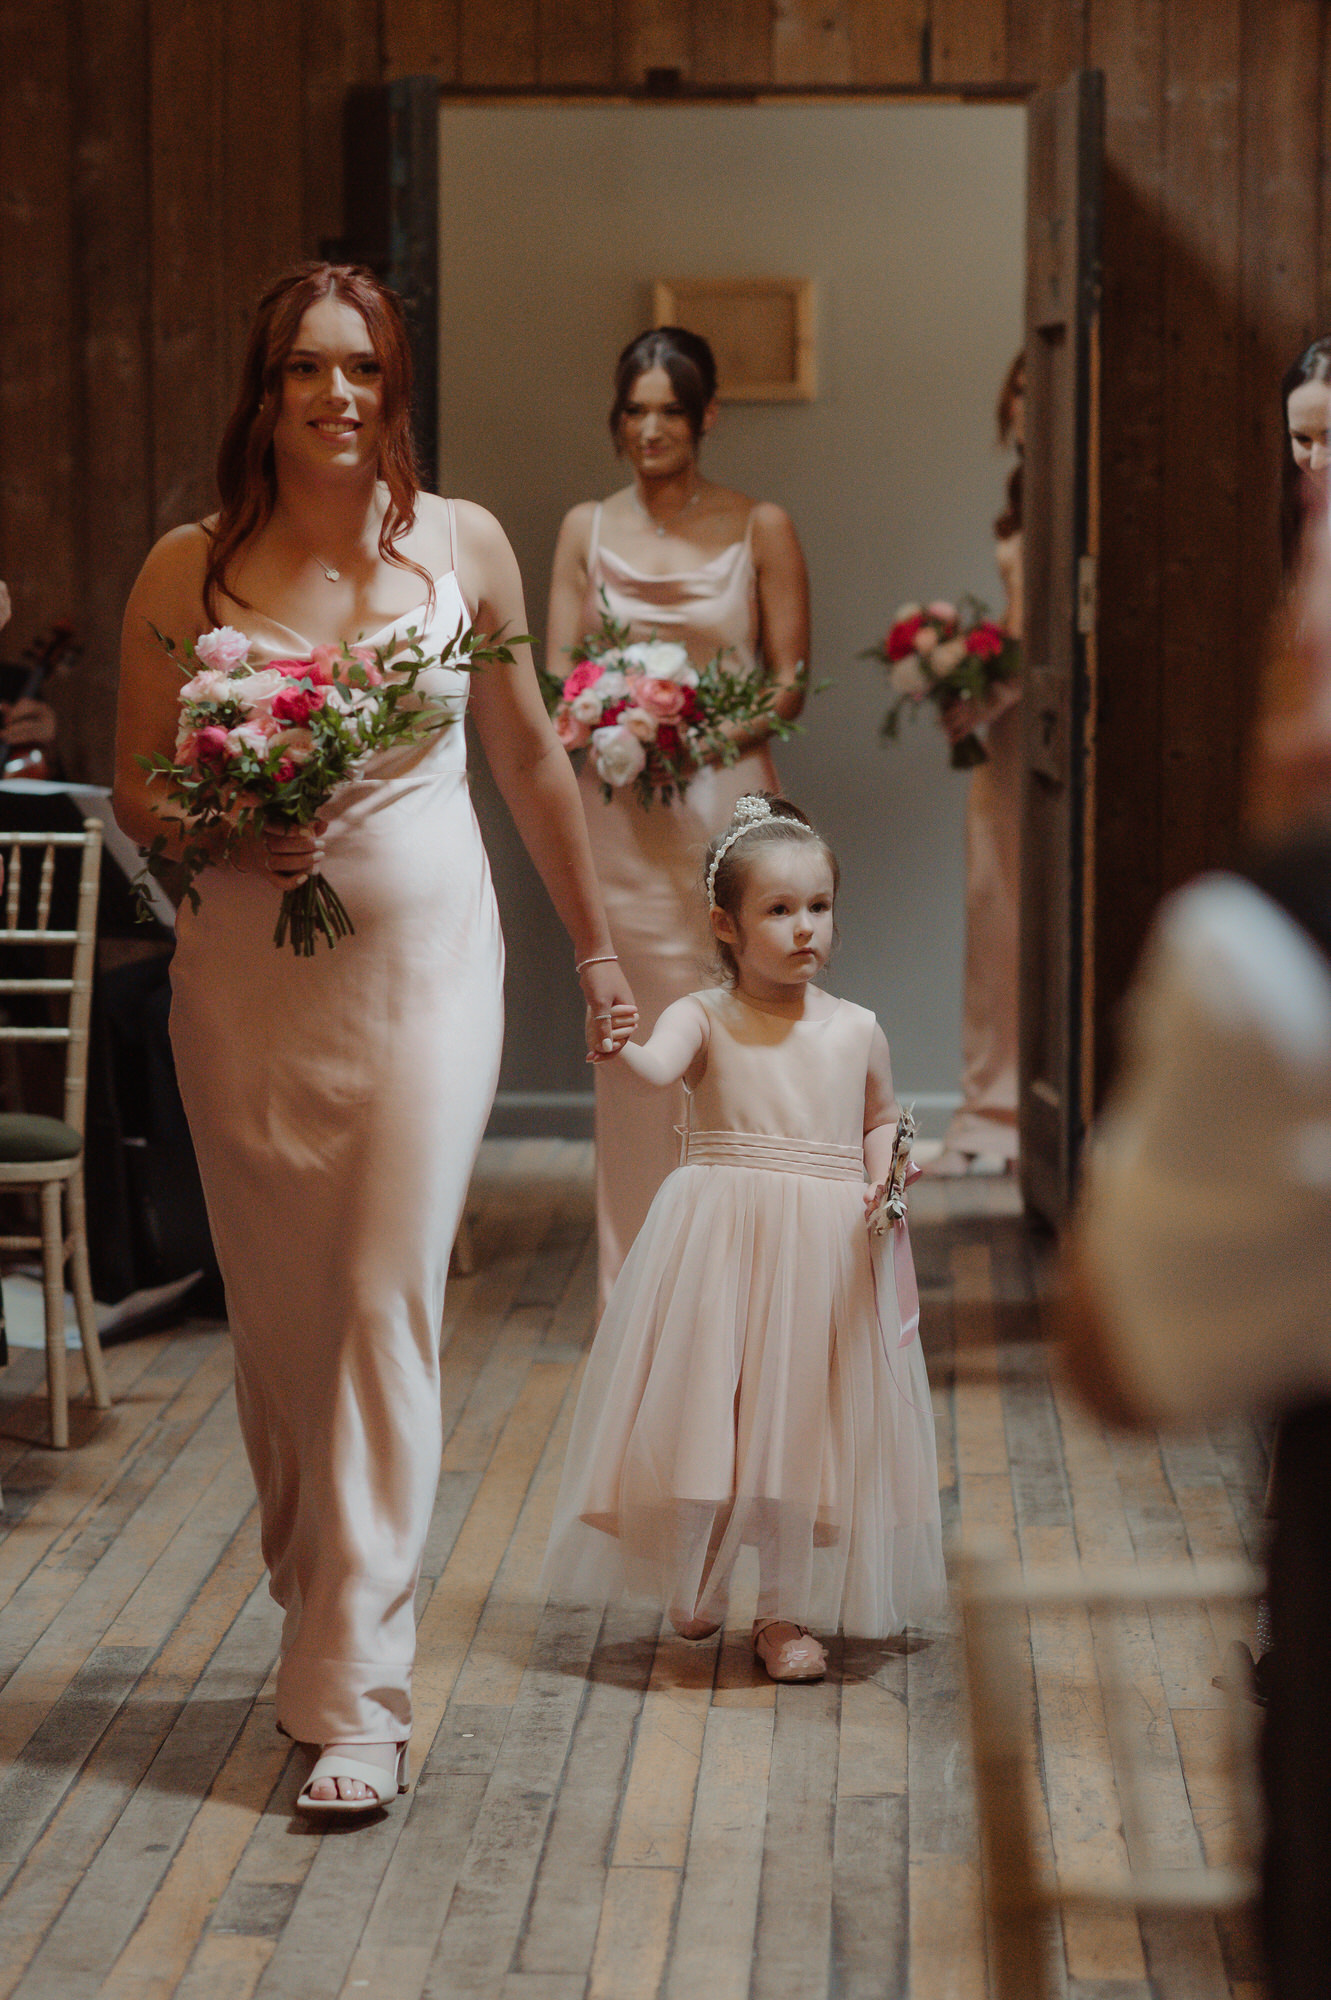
[
  {"left": 941, "top": 679, "right": 1021, "bottom": 746},
  {"left": 581, "top": 959, "right": 638, "bottom": 1061},
  {"left": 0, "top": 698, "right": 58, "bottom": 749}
]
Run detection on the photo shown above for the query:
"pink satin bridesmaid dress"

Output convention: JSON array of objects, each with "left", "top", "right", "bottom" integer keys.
[
  {"left": 577, "top": 503, "right": 778, "bottom": 1307},
  {"left": 170, "top": 509, "right": 504, "bottom": 1748}
]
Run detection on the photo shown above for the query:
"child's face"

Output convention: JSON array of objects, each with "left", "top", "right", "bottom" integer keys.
[{"left": 715, "top": 843, "right": 836, "bottom": 995}]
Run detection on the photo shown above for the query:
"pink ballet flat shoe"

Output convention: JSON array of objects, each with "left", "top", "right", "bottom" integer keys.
[
  {"left": 670, "top": 1610, "right": 723, "bottom": 1640},
  {"left": 753, "top": 1621, "right": 828, "bottom": 1683},
  {"left": 295, "top": 1742, "right": 410, "bottom": 1816}
]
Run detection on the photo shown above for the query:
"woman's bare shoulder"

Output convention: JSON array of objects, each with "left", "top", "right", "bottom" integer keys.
[
  {"left": 748, "top": 498, "right": 797, "bottom": 542},
  {"left": 125, "top": 524, "right": 211, "bottom": 637},
  {"left": 135, "top": 521, "right": 211, "bottom": 588},
  {"left": 448, "top": 496, "right": 511, "bottom": 551},
  {"left": 554, "top": 498, "right": 602, "bottom": 551}
]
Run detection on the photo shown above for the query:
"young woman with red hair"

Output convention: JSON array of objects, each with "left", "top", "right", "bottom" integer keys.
[{"left": 115, "top": 263, "right": 636, "bottom": 1814}]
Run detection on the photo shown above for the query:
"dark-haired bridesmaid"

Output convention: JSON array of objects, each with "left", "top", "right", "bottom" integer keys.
[{"left": 547, "top": 327, "right": 811, "bottom": 1307}]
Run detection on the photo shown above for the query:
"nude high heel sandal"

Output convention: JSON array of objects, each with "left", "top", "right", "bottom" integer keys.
[{"left": 295, "top": 1742, "right": 410, "bottom": 1816}]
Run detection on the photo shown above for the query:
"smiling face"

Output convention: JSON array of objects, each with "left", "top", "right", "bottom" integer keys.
[
  {"left": 1288, "top": 377, "right": 1331, "bottom": 485},
  {"left": 617, "top": 365, "right": 714, "bottom": 481},
  {"left": 712, "top": 841, "right": 836, "bottom": 1000},
  {"left": 271, "top": 294, "right": 384, "bottom": 480}
]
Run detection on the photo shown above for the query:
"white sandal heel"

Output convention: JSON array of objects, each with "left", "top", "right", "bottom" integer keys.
[{"left": 295, "top": 1741, "right": 410, "bottom": 1816}]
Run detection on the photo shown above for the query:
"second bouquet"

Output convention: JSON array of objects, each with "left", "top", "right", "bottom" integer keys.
[
  {"left": 866, "top": 597, "right": 1019, "bottom": 770},
  {"left": 139, "top": 620, "right": 519, "bottom": 955},
  {"left": 542, "top": 599, "right": 802, "bottom": 809}
]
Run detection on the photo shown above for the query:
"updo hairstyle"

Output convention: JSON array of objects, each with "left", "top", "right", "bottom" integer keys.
[
  {"left": 609, "top": 327, "right": 719, "bottom": 448},
  {"left": 704, "top": 795, "right": 839, "bottom": 984}
]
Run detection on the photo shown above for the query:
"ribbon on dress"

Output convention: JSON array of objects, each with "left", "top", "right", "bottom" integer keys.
[
  {"left": 869, "top": 1158, "right": 921, "bottom": 1351},
  {"left": 891, "top": 1212, "right": 921, "bottom": 1349}
]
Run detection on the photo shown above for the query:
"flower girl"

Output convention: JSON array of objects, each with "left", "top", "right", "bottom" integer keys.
[{"left": 541, "top": 794, "right": 946, "bottom": 1680}]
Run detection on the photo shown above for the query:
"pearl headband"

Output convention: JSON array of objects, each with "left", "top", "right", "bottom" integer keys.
[{"left": 706, "top": 794, "right": 778, "bottom": 910}]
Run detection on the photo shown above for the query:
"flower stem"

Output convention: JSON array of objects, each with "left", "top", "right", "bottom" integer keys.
[{"left": 273, "top": 872, "right": 355, "bottom": 955}]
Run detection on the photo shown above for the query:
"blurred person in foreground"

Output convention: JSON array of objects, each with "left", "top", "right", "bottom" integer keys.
[{"left": 1063, "top": 507, "right": 1331, "bottom": 2000}]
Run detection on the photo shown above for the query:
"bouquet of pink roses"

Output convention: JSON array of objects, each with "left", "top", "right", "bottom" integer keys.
[
  {"left": 541, "top": 599, "right": 802, "bottom": 809},
  {"left": 866, "top": 596, "right": 1019, "bottom": 769},
  {"left": 138, "top": 620, "right": 517, "bottom": 954}
]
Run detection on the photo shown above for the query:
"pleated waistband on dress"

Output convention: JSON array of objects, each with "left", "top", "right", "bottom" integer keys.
[{"left": 682, "top": 1129, "right": 865, "bottom": 1180}]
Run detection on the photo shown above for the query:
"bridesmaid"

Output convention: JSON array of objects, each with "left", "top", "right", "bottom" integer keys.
[
  {"left": 547, "top": 327, "right": 810, "bottom": 1305},
  {"left": 1282, "top": 337, "right": 1331, "bottom": 579},
  {"left": 932, "top": 351, "right": 1025, "bottom": 1176},
  {"left": 114, "top": 263, "right": 636, "bottom": 1814}
]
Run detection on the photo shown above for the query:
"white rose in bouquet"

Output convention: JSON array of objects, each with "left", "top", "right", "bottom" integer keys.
[
  {"left": 933, "top": 638, "right": 967, "bottom": 673},
  {"left": 892, "top": 602, "right": 922, "bottom": 624},
  {"left": 226, "top": 720, "right": 279, "bottom": 757},
  {"left": 231, "top": 667, "right": 288, "bottom": 711},
  {"left": 594, "top": 668, "right": 628, "bottom": 701},
  {"left": 889, "top": 655, "right": 930, "bottom": 698},
  {"left": 179, "top": 667, "right": 239, "bottom": 705},
  {"left": 623, "top": 639, "right": 698, "bottom": 686},
  {"left": 569, "top": 687, "right": 606, "bottom": 726},
  {"left": 592, "top": 723, "right": 648, "bottom": 788},
  {"left": 914, "top": 626, "right": 939, "bottom": 657},
  {"left": 622, "top": 707, "right": 660, "bottom": 743}
]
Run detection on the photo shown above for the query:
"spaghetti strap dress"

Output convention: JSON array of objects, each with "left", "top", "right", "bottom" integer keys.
[
  {"left": 579, "top": 504, "right": 779, "bottom": 1307},
  {"left": 169, "top": 504, "right": 504, "bottom": 1747},
  {"left": 541, "top": 990, "right": 947, "bottom": 1638}
]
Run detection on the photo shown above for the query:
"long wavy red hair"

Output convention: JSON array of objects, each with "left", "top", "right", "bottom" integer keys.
[{"left": 204, "top": 262, "right": 433, "bottom": 621}]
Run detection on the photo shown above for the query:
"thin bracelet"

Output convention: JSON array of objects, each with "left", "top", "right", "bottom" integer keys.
[{"left": 576, "top": 953, "right": 619, "bottom": 974}]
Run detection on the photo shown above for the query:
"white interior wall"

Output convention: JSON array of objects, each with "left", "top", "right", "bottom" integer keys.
[{"left": 438, "top": 101, "right": 1026, "bottom": 1132}]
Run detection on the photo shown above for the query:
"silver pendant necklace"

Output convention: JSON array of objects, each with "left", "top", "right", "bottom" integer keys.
[
  {"left": 314, "top": 556, "right": 341, "bottom": 582},
  {"left": 635, "top": 486, "right": 700, "bottom": 538}
]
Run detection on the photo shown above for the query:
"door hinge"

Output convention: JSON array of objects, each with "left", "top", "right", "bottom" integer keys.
[{"left": 1077, "top": 554, "right": 1097, "bottom": 635}]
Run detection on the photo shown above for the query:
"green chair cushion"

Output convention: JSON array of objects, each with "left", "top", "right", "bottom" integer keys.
[{"left": 0, "top": 1113, "right": 83, "bottom": 1163}]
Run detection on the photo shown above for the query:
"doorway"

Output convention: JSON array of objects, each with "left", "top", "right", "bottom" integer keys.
[{"left": 436, "top": 101, "right": 1026, "bottom": 1135}]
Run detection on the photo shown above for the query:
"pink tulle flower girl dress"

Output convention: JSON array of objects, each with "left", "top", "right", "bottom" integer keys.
[{"left": 541, "top": 980, "right": 947, "bottom": 1646}]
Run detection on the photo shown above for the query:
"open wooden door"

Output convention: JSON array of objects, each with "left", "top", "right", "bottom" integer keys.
[
  {"left": 1019, "top": 70, "right": 1104, "bottom": 1226},
  {"left": 341, "top": 77, "right": 439, "bottom": 489}
]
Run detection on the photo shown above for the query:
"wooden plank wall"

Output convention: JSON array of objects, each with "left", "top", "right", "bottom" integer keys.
[{"left": 2, "top": 0, "right": 1328, "bottom": 1070}]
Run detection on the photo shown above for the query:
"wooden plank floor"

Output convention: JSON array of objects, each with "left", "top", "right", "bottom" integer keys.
[{"left": 0, "top": 1142, "right": 1268, "bottom": 1999}]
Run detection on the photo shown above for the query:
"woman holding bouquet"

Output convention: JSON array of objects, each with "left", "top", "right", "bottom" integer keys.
[
  {"left": 931, "top": 351, "right": 1026, "bottom": 1176},
  {"left": 114, "top": 262, "right": 635, "bottom": 1813},
  {"left": 547, "top": 327, "right": 810, "bottom": 1304}
]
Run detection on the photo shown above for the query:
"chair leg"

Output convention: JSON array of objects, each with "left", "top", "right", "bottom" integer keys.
[
  {"left": 40, "top": 1180, "right": 68, "bottom": 1449},
  {"left": 65, "top": 1167, "right": 110, "bottom": 1411}
]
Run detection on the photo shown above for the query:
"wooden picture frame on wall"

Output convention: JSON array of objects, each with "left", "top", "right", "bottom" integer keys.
[{"left": 651, "top": 277, "right": 817, "bottom": 402}]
